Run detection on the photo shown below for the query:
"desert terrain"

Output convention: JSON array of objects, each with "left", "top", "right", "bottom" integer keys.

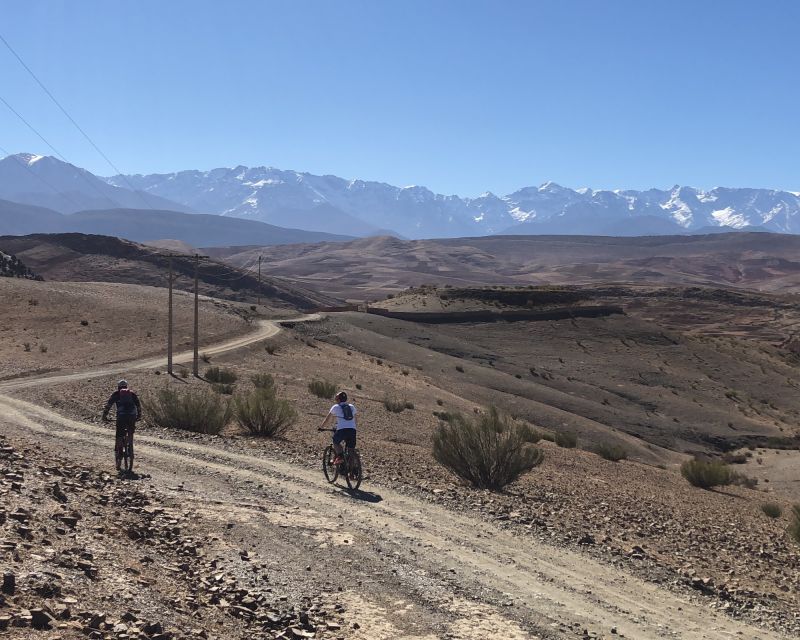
[
  {"left": 207, "top": 232, "right": 800, "bottom": 301},
  {"left": 1, "top": 238, "right": 800, "bottom": 639}
]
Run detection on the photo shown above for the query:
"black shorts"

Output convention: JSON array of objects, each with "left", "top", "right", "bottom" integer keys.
[
  {"left": 332, "top": 428, "right": 356, "bottom": 449},
  {"left": 116, "top": 415, "right": 137, "bottom": 439}
]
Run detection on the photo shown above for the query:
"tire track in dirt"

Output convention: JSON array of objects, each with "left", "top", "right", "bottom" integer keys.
[
  {"left": 0, "top": 314, "right": 320, "bottom": 393},
  {"left": 0, "top": 393, "right": 787, "bottom": 640}
]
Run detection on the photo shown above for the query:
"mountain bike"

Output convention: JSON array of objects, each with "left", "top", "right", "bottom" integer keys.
[
  {"left": 319, "top": 428, "right": 362, "bottom": 490},
  {"left": 105, "top": 416, "right": 134, "bottom": 473}
]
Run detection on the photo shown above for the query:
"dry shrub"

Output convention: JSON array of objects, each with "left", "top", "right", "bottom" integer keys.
[
  {"left": 147, "top": 387, "right": 232, "bottom": 434},
  {"left": 789, "top": 505, "right": 800, "bottom": 544},
  {"left": 308, "top": 379, "right": 337, "bottom": 399},
  {"left": 681, "top": 459, "right": 732, "bottom": 489},
  {"left": 555, "top": 431, "right": 577, "bottom": 448},
  {"left": 234, "top": 388, "right": 297, "bottom": 437},
  {"left": 593, "top": 442, "right": 628, "bottom": 462},
  {"left": 432, "top": 406, "right": 544, "bottom": 491},
  {"left": 205, "top": 366, "right": 238, "bottom": 384},
  {"left": 384, "top": 397, "right": 412, "bottom": 413},
  {"left": 760, "top": 502, "right": 782, "bottom": 518},
  {"left": 251, "top": 373, "right": 274, "bottom": 389}
]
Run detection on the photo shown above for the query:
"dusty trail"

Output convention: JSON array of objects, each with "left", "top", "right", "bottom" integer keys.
[
  {"left": 0, "top": 316, "right": 787, "bottom": 639},
  {"left": 0, "top": 315, "right": 318, "bottom": 393}
]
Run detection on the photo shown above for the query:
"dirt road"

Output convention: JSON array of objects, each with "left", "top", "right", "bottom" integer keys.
[{"left": 0, "top": 317, "right": 788, "bottom": 639}]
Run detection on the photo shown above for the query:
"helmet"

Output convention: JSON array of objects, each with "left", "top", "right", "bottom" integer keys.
[
  {"left": 117, "top": 379, "right": 128, "bottom": 389},
  {"left": 335, "top": 391, "right": 348, "bottom": 403}
]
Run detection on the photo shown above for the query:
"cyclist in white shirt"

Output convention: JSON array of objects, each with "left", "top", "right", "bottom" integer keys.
[{"left": 319, "top": 391, "right": 357, "bottom": 464}]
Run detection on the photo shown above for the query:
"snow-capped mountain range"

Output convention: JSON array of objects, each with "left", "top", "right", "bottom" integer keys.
[
  {"left": 109, "top": 165, "right": 800, "bottom": 238},
  {"left": 3, "top": 153, "right": 800, "bottom": 239}
]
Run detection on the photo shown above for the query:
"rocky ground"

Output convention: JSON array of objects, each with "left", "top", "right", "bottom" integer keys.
[
  {"left": 0, "top": 432, "right": 351, "bottom": 639},
  {"left": 12, "top": 322, "right": 800, "bottom": 637}
]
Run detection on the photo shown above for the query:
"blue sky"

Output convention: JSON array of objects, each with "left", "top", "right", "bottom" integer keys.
[{"left": 1, "top": 0, "right": 798, "bottom": 196}]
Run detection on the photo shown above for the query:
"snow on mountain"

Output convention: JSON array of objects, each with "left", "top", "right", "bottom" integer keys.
[
  {"left": 4, "top": 153, "right": 800, "bottom": 239},
  {"left": 0, "top": 153, "right": 191, "bottom": 214},
  {"left": 107, "top": 166, "right": 800, "bottom": 238}
]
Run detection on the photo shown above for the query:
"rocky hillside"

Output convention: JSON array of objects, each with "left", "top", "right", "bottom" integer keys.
[
  {"left": 0, "top": 251, "right": 39, "bottom": 280},
  {"left": 0, "top": 233, "right": 337, "bottom": 308}
]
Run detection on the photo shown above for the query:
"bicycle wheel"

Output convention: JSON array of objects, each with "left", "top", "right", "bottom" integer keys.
[
  {"left": 344, "top": 450, "right": 362, "bottom": 491},
  {"left": 122, "top": 441, "right": 134, "bottom": 472},
  {"left": 322, "top": 445, "right": 338, "bottom": 483}
]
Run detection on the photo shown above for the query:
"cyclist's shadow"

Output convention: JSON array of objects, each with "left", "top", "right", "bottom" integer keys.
[
  {"left": 336, "top": 487, "right": 383, "bottom": 503},
  {"left": 117, "top": 471, "right": 149, "bottom": 481}
]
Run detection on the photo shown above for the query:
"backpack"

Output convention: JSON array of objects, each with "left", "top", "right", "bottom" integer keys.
[
  {"left": 117, "top": 389, "right": 137, "bottom": 415},
  {"left": 339, "top": 402, "right": 353, "bottom": 421}
]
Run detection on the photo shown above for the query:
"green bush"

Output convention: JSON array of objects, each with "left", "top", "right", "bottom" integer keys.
[
  {"left": 234, "top": 388, "right": 297, "bottom": 437},
  {"left": 681, "top": 459, "right": 732, "bottom": 489},
  {"left": 554, "top": 431, "right": 577, "bottom": 448},
  {"left": 761, "top": 502, "right": 782, "bottom": 518},
  {"left": 432, "top": 406, "right": 544, "bottom": 490},
  {"left": 789, "top": 505, "right": 800, "bottom": 544},
  {"left": 594, "top": 442, "right": 628, "bottom": 462},
  {"left": 251, "top": 373, "right": 274, "bottom": 389},
  {"left": 308, "top": 379, "right": 337, "bottom": 399},
  {"left": 205, "top": 366, "right": 238, "bottom": 384},
  {"left": 147, "top": 387, "right": 232, "bottom": 434}
]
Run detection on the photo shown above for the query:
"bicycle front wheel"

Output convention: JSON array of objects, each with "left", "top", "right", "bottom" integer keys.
[
  {"left": 322, "top": 445, "right": 338, "bottom": 484},
  {"left": 344, "top": 450, "right": 362, "bottom": 491}
]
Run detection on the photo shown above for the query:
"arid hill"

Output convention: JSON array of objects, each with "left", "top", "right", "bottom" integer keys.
[
  {"left": 207, "top": 232, "right": 800, "bottom": 300},
  {"left": 0, "top": 233, "right": 337, "bottom": 309}
]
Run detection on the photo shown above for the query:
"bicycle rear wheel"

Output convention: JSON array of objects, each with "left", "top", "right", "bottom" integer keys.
[
  {"left": 121, "top": 441, "right": 133, "bottom": 472},
  {"left": 344, "top": 450, "right": 362, "bottom": 491},
  {"left": 322, "top": 445, "right": 338, "bottom": 483}
]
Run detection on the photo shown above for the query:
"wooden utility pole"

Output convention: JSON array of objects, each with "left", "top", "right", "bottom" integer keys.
[
  {"left": 167, "top": 257, "right": 174, "bottom": 375},
  {"left": 193, "top": 254, "right": 200, "bottom": 376},
  {"left": 257, "top": 255, "right": 262, "bottom": 306}
]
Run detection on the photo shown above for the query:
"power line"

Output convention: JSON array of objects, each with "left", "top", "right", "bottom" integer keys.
[
  {"left": 0, "top": 31, "right": 155, "bottom": 211},
  {"left": 0, "top": 142, "right": 84, "bottom": 210},
  {"left": 0, "top": 92, "right": 122, "bottom": 210}
]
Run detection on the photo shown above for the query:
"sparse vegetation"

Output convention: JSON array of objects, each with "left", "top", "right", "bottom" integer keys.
[
  {"left": 251, "top": 373, "right": 275, "bottom": 389},
  {"left": 593, "top": 442, "right": 628, "bottom": 461},
  {"left": 455, "top": 365, "right": 464, "bottom": 373},
  {"left": 80, "top": 319, "right": 89, "bottom": 326},
  {"left": 205, "top": 366, "right": 238, "bottom": 384},
  {"left": 355, "top": 383, "right": 362, "bottom": 390},
  {"left": 436, "top": 398, "right": 444, "bottom": 406},
  {"left": 200, "top": 352, "right": 211, "bottom": 363},
  {"left": 265, "top": 343, "right": 278, "bottom": 355},
  {"left": 731, "top": 471, "right": 758, "bottom": 489},
  {"left": 433, "top": 410, "right": 457, "bottom": 423},
  {"left": 308, "top": 379, "right": 337, "bottom": 399},
  {"left": 234, "top": 388, "right": 297, "bottom": 437},
  {"left": 761, "top": 502, "right": 782, "bottom": 518},
  {"left": 401, "top": 369, "right": 410, "bottom": 376},
  {"left": 789, "top": 505, "right": 800, "bottom": 544},
  {"left": 28, "top": 298, "right": 38, "bottom": 306},
  {"left": 554, "top": 431, "right": 577, "bottom": 448},
  {"left": 23, "top": 342, "right": 31, "bottom": 352},
  {"left": 147, "top": 387, "right": 232, "bottom": 434},
  {"left": 517, "top": 423, "right": 543, "bottom": 444},
  {"left": 432, "top": 406, "right": 544, "bottom": 491},
  {"left": 180, "top": 368, "right": 189, "bottom": 379},
  {"left": 384, "top": 397, "right": 413, "bottom": 413},
  {"left": 681, "top": 459, "right": 732, "bottom": 489},
  {"left": 39, "top": 344, "right": 48, "bottom": 353},
  {"left": 212, "top": 383, "right": 235, "bottom": 395}
]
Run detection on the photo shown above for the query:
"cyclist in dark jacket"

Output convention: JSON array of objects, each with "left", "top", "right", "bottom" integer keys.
[{"left": 102, "top": 379, "right": 141, "bottom": 471}]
